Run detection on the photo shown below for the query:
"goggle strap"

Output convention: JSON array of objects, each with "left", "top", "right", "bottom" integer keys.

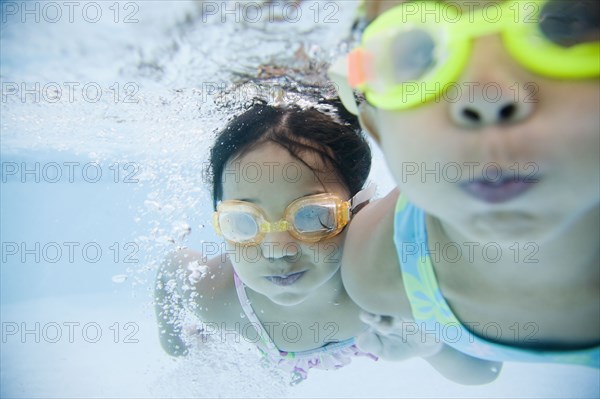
[
  {"left": 348, "top": 48, "right": 367, "bottom": 88},
  {"left": 350, "top": 183, "right": 377, "bottom": 213},
  {"left": 328, "top": 57, "right": 359, "bottom": 115},
  {"left": 212, "top": 212, "right": 222, "bottom": 236}
]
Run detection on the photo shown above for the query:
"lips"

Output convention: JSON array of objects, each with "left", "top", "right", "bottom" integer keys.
[
  {"left": 265, "top": 271, "right": 306, "bottom": 286},
  {"left": 460, "top": 175, "right": 539, "bottom": 204}
]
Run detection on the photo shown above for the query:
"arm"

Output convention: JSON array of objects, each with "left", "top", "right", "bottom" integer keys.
[
  {"left": 342, "top": 188, "right": 411, "bottom": 316},
  {"left": 154, "top": 250, "right": 190, "bottom": 356},
  {"left": 343, "top": 188, "right": 501, "bottom": 385},
  {"left": 154, "top": 248, "right": 233, "bottom": 356},
  {"left": 426, "top": 345, "right": 502, "bottom": 385},
  {"left": 357, "top": 313, "right": 502, "bottom": 385}
]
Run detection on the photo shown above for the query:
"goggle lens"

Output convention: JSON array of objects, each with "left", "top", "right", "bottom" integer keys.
[
  {"left": 293, "top": 203, "right": 337, "bottom": 234},
  {"left": 390, "top": 29, "right": 437, "bottom": 84},
  {"left": 218, "top": 211, "right": 259, "bottom": 243}
]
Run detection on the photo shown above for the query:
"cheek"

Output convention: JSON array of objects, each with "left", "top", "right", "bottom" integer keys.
[
  {"left": 378, "top": 105, "right": 450, "bottom": 161},
  {"left": 377, "top": 107, "right": 453, "bottom": 194},
  {"left": 532, "top": 81, "right": 599, "bottom": 169},
  {"left": 225, "top": 244, "right": 264, "bottom": 271},
  {"left": 541, "top": 81, "right": 599, "bottom": 131},
  {"left": 303, "top": 235, "right": 344, "bottom": 267}
]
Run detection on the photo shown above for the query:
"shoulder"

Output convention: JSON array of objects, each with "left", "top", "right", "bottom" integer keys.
[
  {"left": 157, "top": 248, "right": 242, "bottom": 324},
  {"left": 158, "top": 247, "right": 228, "bottom": 293},
  {"left": 341, "top": 188, "right": 413, "bottom": 317}
]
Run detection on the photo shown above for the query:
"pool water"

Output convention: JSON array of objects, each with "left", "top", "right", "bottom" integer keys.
[{"left": 1, "top": 1, "right": 598, "bottom": 398}]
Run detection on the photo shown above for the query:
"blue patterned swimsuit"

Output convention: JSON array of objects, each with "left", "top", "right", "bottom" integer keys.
[{"left": 394, "top": 196, "right": 600, "bottom": 368}]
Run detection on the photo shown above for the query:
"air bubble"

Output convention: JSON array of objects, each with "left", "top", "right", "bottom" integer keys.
[{"left": 111, "top": 274, "right": 128, "bottom": 283}]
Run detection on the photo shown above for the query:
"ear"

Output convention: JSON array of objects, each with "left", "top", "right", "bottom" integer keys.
[{"left": 358, "top": 102, "right": 381, "bottom": 143}]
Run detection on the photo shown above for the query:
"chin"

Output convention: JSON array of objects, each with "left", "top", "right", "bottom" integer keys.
[
  {"left": 463, "top": 213, "right": 557, "bottom": 246},
  {"left": 269, "top": 292, "right": 308, "bottom": 306}
]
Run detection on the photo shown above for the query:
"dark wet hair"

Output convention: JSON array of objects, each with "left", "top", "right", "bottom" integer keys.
[{"left": 209, "top": 99, "right": 372, "bottom": 209}]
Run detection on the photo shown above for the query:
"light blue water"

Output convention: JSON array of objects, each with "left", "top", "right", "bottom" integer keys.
[{"left": 1, "top": 1, "right": 599, "bottom": 398}]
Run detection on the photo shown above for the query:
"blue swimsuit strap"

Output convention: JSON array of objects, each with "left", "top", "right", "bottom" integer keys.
[{"left": 394, "top": 196, "right": 600, "bottom": 368}]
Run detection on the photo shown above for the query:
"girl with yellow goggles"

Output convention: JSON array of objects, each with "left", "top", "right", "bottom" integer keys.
[
  {"left": 329, "top": 0, "right": 600, "bottom": 112},
  {"left": 334, "top": 0, "right": 600, "bottom": 374}
]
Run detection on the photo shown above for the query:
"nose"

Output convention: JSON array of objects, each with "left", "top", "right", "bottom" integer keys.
[
  {"left": 448, "top": 35, "right": 535, "bottom": 129},
  {"left": 259, "top": 231, "right": 300, "bottom": 260},
  {"left": 449, "top": 86, "right": 534, "bottom": 128}
]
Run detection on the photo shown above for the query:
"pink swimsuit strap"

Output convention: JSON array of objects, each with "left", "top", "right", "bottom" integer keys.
[{"left": 232, "top": 272, "right": 377, "bottom": 381}]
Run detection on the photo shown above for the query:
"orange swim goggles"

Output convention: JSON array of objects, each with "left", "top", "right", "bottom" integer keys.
[{"left": 213, "top": 185, "right": 375, "bottom": 245}]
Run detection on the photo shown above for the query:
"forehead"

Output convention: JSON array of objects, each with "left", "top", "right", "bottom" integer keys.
[
  {"left": 443, "top": 0, "right": 505, "bottom": 7},
  {"left": 221, "top": 142, "right": 344, "bottom": 202},
  {"left": 364, "top": 0, "right": 506, "bottom": 20}
]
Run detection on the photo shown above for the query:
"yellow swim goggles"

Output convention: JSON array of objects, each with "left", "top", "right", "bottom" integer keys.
[
  {"left": 213, "top": 185, "right": 375, "bottom": 245},
  {"left": 329, "top": 0, "right": 600, "bottom": 113}
]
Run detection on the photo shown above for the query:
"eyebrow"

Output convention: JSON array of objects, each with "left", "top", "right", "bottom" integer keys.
[
  {"left": 231, "top": 190, "right": 326, "bottom": 205},
  {"left": 235, "top": 198, "right": 259, "bottom": 204},
  {"left": 297, "top": 190, "right": 326, "bottom": 200}
]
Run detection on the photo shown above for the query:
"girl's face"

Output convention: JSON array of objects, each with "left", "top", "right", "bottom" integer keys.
[
  {"left": 369, "top": 33, "right": 600, "bottom": 243},
  {"left": 221, "top": 142, "right": 350, "bottom": 306}
]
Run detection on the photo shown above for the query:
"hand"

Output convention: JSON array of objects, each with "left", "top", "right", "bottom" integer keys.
[{"left": 356, "top": 311, "right": 442, "bottom": 361}]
